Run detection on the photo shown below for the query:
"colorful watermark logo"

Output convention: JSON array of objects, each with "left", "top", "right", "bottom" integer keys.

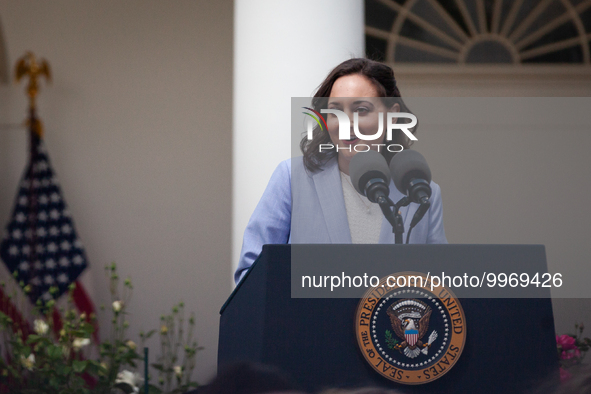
[
  {"left": 302, "top": 107, "right": 417, "bottom": 153},
  {"left": 302, "top": 107, "right": 328, "bottom": 132}
]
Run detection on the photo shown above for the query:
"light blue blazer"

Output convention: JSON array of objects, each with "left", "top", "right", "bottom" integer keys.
[{"left": 235, "top": 156, "right": 447, "bottom": 283}]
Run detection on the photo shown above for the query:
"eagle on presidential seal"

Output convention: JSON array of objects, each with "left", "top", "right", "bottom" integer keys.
[{"left": 386, "top": 299, "right": 438, "bottom": 359}]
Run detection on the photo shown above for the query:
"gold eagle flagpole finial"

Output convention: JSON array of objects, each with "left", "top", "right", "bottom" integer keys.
[{"left": 14, "top": 51, "right": 51, "bottom": 137}]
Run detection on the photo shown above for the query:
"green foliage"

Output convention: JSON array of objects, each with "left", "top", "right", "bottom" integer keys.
[
  {"left": 385, "top": 329, "right": 398, "bottom": 350},
  {"left": 573, "top": 323, "right": 591, "bottom": 353},
  {"left": 150, "top": 302, "right": 203, "bottom": 394},
  {"left": 0, "top": 283, "right": 101, "bottom": 394},
  {"left": 0, "top": 263, "right": 203, "bottom": 394},
  {"left": 93, "top": 263, "right": 143, "bottom": 393}
]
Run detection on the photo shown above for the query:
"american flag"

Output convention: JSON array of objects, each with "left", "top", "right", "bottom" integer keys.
[{"left": 0, "top": 129, "right": 96, "bottom": 336}]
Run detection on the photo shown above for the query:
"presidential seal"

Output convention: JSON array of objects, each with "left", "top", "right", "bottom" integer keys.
[{"left": 355, "top": 272, "right": 466, "bottom": 385}]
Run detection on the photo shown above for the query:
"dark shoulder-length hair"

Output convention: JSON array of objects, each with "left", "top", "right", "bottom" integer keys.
[{"left": 300, "top": 58, "right": 417, "bottom": 173}]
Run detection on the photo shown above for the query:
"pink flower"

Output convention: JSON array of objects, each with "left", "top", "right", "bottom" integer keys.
[
  {"left": 560, "top": 348, "right": 581, "bottom": 360},
  {"left": 556, "top": 335, "right": 577, "bottom": 351},
  {"left": 560, "top": 367, "right": 572, "bottom": 382}
]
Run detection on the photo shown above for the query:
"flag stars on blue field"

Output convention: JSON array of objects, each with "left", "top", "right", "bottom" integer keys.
[
  {"left": 38, "top": 143, "right": 47, "bottom": 155},
  {"left": 1, "top": 136, "right": 89, "bottom": 304},
  {"left": 45, "top": 259, "right": 56, "bottom": 269},
  {"left": 35, "top": 161, "right": 48, "bottom": 172},
  {"left": 9, "top": 245, "right": 18, "bottom": 255}
]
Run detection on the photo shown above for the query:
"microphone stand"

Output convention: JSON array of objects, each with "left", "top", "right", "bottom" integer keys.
[{"left": 376, "top": 195, "right": 410, "bottom": 244}]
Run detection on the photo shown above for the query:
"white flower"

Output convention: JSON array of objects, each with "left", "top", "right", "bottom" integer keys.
[
  {"left": 20, "top": 354, "right": 35, "bottom": 371},
  {"left": 72, "top": 337, "right": 91, "bottom": 350},
  {"left": 112, "top": 300, "right": 123, "bottom": 312},
  {"left": 115, "top": 370, "right": 143, "bottom": 394},
  {"left": 173, "top": 365, "right": 182, "bottom": 378},
  {"left": 126, "top": 340, "right": 137, "bottom": 350},
  {"left": 34, "top": 319, "right": 49, "bottom": 335}
]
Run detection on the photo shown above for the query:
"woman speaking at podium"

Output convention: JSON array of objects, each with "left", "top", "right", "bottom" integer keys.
[{"left": 235, "top": 58, "right": 447, "bottom": 284}]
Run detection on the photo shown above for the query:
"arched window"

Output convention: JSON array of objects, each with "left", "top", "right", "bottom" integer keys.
[{"left": 366, "top": 0, "right": 591, "bottom": 64}]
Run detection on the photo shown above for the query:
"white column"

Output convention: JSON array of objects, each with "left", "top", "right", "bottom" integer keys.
[{"left": 232, "top": 0, "right": 365, "bottom": 281}]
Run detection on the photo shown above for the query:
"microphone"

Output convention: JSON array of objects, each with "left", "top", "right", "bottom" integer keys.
[
  {"left": 390, "top": 150, "right": 432, "bottom": 240},
  {"left": 349, "top": 151, "right": 391, "bottom": 204},
  {"left": 390, "top": 150, "right": 432, "bottom": 205}
]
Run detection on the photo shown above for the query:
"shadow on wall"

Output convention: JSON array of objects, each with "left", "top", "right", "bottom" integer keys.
[
  {"left": 0, "top": 13, "right": 18, "bottom": 232},
  {"left": 0, "top": 13, "right": 9, "bottom": 226},
  {"left": 0, "top": 17, "right": 8, "bottom": 84}
]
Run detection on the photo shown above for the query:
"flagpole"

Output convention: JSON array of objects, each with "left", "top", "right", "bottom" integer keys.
[
  {"left": 7, "top": 51, "right": 98, "bottom": 343},
  {"left": 15, "top": 52, "right": 51, "bottom": 307},
  {"left": 0, "top": 52, "right": 51, "bottom": 339}
]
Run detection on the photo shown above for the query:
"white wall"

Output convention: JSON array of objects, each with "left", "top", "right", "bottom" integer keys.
[
  {"left": 0, "top": 0, "right": 232, "bottom": 383},
  {"left": 396, "top": 66, "right": 591, "bottom": 336}
]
